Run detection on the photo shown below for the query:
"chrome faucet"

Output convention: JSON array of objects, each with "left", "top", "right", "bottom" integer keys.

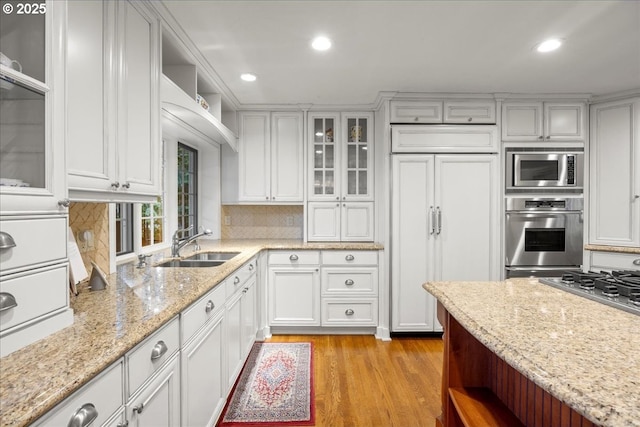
[{"left": 171, "top": 226, "right": 213, "bottom": 257}]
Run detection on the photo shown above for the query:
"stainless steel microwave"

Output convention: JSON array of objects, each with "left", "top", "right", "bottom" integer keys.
[{"left": 506, "top": 150, "right": 583, "bottom": 191}]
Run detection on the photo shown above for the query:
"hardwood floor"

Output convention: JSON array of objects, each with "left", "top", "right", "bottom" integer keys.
[{"left": 266, "top": 335, "right": 444, "bottom": 427}]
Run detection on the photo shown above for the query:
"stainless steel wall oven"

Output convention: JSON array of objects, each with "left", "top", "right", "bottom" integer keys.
[{"left": 505, "top": 197, "right": 583, "bottom": 278}]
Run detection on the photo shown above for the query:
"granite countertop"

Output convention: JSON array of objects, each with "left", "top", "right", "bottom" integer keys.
[
  {"left": 584, "top": 244, "right": 640, "bottom": 254},
  {"left": 0, "top": 239, "right": 383, "bottom": 427},
  {"left": 424, "top": 278, "right": 640, "bottom": 427}
]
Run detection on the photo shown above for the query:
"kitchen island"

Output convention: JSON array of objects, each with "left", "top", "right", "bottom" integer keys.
[
  {"left": 0, "top": 239, "right": 383, "bottom": 427},
  {"left": 423, "top": 278, "right": 640, "bottom": 427}
]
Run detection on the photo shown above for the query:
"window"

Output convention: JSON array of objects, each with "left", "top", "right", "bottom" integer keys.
[
  {"left": 141, "top": 197, "right": 164, "bottom": 247},
  {"left": 115, "top": 203, "right": 134, "bottom": 255},
  {"left": 177, "top": 143, "right": 198, "bottom": 239}
]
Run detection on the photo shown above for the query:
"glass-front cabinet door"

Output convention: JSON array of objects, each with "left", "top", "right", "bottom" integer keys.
[
  {"left": 309, "top": 113, "right": 340, "bottom": 201},
  {"left": 342, "top": 112, "right": 373, "bottom": 201},
  {"left": 0, "top": 0, "right": 66, "bottom": 213}
]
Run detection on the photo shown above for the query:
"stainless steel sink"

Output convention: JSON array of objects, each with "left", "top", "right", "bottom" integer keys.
[
  {"left": 156, "top": 259, "right": 226, "bottom": 268},
  {"left": 183, "top": 252, "right": 241, "bottom": 262}
]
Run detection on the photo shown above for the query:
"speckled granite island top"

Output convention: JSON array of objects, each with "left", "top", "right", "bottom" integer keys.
[
  {"left": 0, "top": 239, "right": 383, "bottom": 427},
  {"left": 584, "top": 244, "right": 640, "bottom": 254},
  {"left": 424, "top": 278, "right": 640, "bottom": 427}
]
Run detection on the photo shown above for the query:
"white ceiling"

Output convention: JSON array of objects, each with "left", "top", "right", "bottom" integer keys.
[{"left": 162, "top": 0, "right": 640, "bottom": 107}]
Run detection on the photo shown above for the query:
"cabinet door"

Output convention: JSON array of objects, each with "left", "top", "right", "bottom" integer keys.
[
  {"left": 443, "top": 100, "right": 496, "bottom": 124},
  {"left": 307, "top": 202, "right": 341, "bottom": 241},
  {"left": 117, "top": 0, "right": 160, "bottom": 196},
  {"left": 181, "top": 313, "right": 225, "bottom": 427},
  {"left": 268, "top": 267, "right": 320, "bottom": 326},
  {"left": 390, "top": 100, "right": 443, "bottom": 123},
  {"left": 0, "top": 0, "right": 67, "bottom": 214},
  {"left": 340, "top": 202, "right": 374, "bottom": 241},
  {"left": 391, "top": 155, "right": 437, "bottom": 332},
  {"left": 309, "top": 113, "right": 340, "bottom": 201},
  {"left": 241, "top": 276, "right": 257, "bottom": 357},
  {"left": 434, "top": 155, "right": 499, "bottom": 282},
  {"left": 589, "top": 98, "right": 640, "bottom": 246},
  {"left": 544, "top": 102, "right": 585, "bottom": 141},
  {"left": 65, "top": 1, "right": 117, "bottom": 195},
  {"left": 501, "top": 102, "right": 543, "bottom": 141},
  {"left": 271, "top": 112, "right": 303, "bottom": 201},
  {"left": 238, "top": 112, "right": 270, "bottom": 201},
  {"left": 127, "top": 355, "right": 180, "bottom": 427},
  {"left": 342, "top": 113, "right": 374, "bottom": 201},
  {"left": 226, "top": 290, "right": 243, "bottom": 389}
]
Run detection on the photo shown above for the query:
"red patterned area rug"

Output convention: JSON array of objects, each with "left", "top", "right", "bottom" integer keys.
[{"left": 219, "top": 342, "right": 315, "bottom": 426}]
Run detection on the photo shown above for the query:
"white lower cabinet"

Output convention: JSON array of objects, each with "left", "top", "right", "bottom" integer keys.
[
  {"left": 590, "top": 251, "right": 640, "bottom": 271},
  {"left": 33, "top": 359, "right": 124, "bottom": 427},
  {"left": 126, "top": 354, "right": 180, "bottom": 427},
  {"left": 181, "top": 311, "right": 225, "bottom": 427},
  {"left": 307, "top": 202, "right": 374, "bottom": 241},
  {"left": 268, "top": 251, "right": 321, "bottom": 326}
]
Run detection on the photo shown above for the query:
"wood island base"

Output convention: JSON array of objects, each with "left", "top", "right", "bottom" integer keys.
[{"left": 436, "top": 301, "right": 598, "bottom": 427}]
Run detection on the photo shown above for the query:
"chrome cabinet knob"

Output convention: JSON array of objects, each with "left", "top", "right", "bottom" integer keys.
[
  {"left": 58, "top": 199, "right": 71, "bottom": 208},
  {"left": 234, "top": 276, "right": 240, "bottom": 284},
  {"left": 0, "top": 293, "right": 18, "bottom": 312},
  {"left": 110, "top": 182, "right": 120, "bottom": 189},
  {"left": 467, "top": 117, "right": 472, "bottom": 122},
  {"left": 633, "top": 259, "right": 640, "bottom": 266},
  {"left": 345, "top": 279, "right": 354, "bottom": 286},
  {"left": 249, "top": 264, "right": 254, "bottom": 271},
  {"left": 133, "top": 403, "right": 144, "bottom": 414},
  {"left": 205, "top": 300, "right": 215, "bottom": 313},
  {"left": 150, "top": 340, "right": 168, "bottom": 361},
  {"left": 121, "top": 182, "right": 131, "bottom": 189},
  {"left": 242, "top": 287, "right": 249, "bottom": 294},
  {"left": 67, "top": 403, "right": 98, "bottom": 427},
  {"left": 345, "top": 309, "right": 355, "bottom": 316},
  {"left": 345, "top": 254, "right": 355, "bottom": 261},
  {"left": 0, "top": 231, "right": 16, "bottom": 249},
  {"left": 538, "top": 136, "right": 544, "bottom": 140},
  {"left": 289, "top": 254, "right": 299, "bottom": 261}
]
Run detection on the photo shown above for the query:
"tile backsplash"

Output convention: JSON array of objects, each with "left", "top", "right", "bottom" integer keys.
[
  {"left": 69, "top": 202, "right": 110, "bottom": 275},
  {"left": 221, "top": 205, "right": 303, "bottom": 239}
]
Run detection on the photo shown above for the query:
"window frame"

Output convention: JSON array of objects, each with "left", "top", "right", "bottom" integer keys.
[{"left": 177, "top": 142, "right": 199, "bottom": 239}]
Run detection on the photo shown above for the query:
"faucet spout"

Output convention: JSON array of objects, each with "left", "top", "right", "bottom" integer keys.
[{"left": 171, "top": 226, "right": 213, "bottom": 257}]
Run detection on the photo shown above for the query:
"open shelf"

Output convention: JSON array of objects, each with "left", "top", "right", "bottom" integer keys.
[
  {"left": 161, "top": 75, "right": 237, "bottom": 151},
  {"left": 449, "top": 387, "right": 524, "bottom": 427}
]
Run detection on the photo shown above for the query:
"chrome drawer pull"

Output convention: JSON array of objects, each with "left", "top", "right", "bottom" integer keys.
[
  {"left": 0, "top": 231, "right": 16, "bottom": 249},
  {"left": 150, "top": 340, "right": 168, "bottom": 361},
  {"left": 234, "top": 276, "right": 240, "bottom": 284},
  {"left": 345, "top": 309, "right": 355, "bottom": 316},
  {"left": 0, "top": 293, "right": 17, "bottom": 312},
  {"left": 67, "top": 403, "right": 98, "bottom": 427},
  {"left": 249, "top": 263, "right": 254, "bottom": 271},
  {"left": 345, "top": 279, "right": 354, "bottom": 286},
  {"left": 205, "top": 300, "right": 215, "bottom": 313},
  {"left": 345, "top": 254, "right": 355, "bottom": 261},
  {"left": 289, "top": 254, "right": 299, "bottom": 261},
  {"left": 634, "top": 259, "right": 640, "bottom": 266}
]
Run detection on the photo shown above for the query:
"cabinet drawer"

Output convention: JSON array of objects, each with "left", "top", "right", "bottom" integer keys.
[
  {"left": 226, "top": 257, "right": 257, "bottom": 296},
  {"left": 181, "top": 282, "right": 226, "bottom": 345},
  {"left": 268, "top": 250, "right": 320, "bottom": 265},
  {"left": 391, "top": 125, "right": 499, "bottom": 153},
  {"left": 0, "top": 265, "right": 68, "bottom": 333},
  {"left": 590, "top": 252, "right": 640, "bottom": 270},
  {"left": 0, "top": 216, "right": 67, "bottom": 274},
  {"left": 35, "top": 359, "right": 124, "bottom": 427},
  {"left": 322, "top": 268, "right": 378, "bottom": 296},
  {"left": 390, "top": 100, "right": 443, "bottom": 123},
  {"left": 322, "top": 250, "right": 378, "bottom": 266},
  {"left": 443, "top": 100, "right": 496, "bottom": 124},
  {"left": 126, "top": 316, "right": 179, "bottom": 398},
  {"left": 321, "top": 299, "right": 378, "bottom": 326}
]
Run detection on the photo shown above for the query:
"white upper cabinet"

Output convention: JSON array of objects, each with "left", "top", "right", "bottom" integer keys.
[
  {"left": 67, "top": 0, "right": 161, "bottom": 202},
  {"left": 0, "top": 0, "right": 67, "bottom": 214},
  {"left": 589, "top": 97, "right": 640, "bottom": 247},
  {"left": 236, "top": 111, "right": 303, "bottom": 203},
  {"left": 390, "top": 99, "right": 496, "bottom": 124},
  {"left": 502, "top": 101, "right": 586, "bottom": 142}
]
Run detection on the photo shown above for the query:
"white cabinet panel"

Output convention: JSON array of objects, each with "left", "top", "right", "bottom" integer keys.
[
  {"left": 307, "top": 202, "right": 341, "bottom": 241},
  {"left": 391, "top": 154, "right": 499, "bottom": 332},
  {"left": 443, "top": 100, "right": 496, "bottom": 124},
  {"left": 238, "top": 112, "right": 270, "bottom": 201},
  {"left": 590, "top": 252, "right": 640, "bottom": 270},
  {"left": 341, "top": 202, "right": 374, "bottom": 241},
  {"left": 268, "top": 267, "right": 320, "bottom": 326},
  {"left": 502, "top": 101, "right": 585, "bottom": 142},
  {"left": 271, "top": 112, "right": 304, "bottom": 201},
  {"left": 390, "top": 100, "right": 443, "bottom": 123},
  {"left": 225, "top": 288, "right": 243, "bottom": 388},
  {"left": 589, "top": 98, "right": 640, "bottom": 246},
  {"left": 391, "top": 125, "right": 498, "bottom": 153},
  {"left": 307, "top": 202, "right": 374, "bottom": 242},
  {"left": 181, "top": 282, "right": 225, "bottom": 346},
  {"left": 321, "top": 299, "right": 378, "bottom": 326}
]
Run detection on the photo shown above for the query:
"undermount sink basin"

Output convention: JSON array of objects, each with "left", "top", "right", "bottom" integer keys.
[
  {"left": 183, "top": 252, "right": 241, "bottom": 262},
  {"left": 156, "top": 259, "right": 226, "bottom": 268}
]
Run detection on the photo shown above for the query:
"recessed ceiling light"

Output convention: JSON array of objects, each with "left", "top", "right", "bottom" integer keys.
[
  {"left": 240, "top": 73, "right": 257, "bottom": 82},
  {"left": 536, "top": 38, "right": 562, "bottom": 53},
  {"left": 311, "top": 36, "right": 332, "bottom": 51}
]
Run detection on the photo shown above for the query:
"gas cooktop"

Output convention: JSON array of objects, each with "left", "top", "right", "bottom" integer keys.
[{"left": 539, "top": 270, "right": 640, "bottom": 316}]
